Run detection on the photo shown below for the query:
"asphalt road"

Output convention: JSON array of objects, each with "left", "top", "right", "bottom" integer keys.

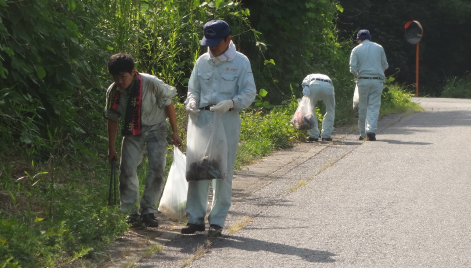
[{"left": 136, "top": 97, "right": 471, "bottom": 268}]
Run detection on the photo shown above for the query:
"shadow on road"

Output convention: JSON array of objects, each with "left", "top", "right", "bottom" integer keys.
[
  {"left": 210, "top": 235, "right": 337, "bottom": 263},
  {"left": 164, "top": 234, "right": 337, "bottom": 264},
  {"left": 378, "top": 139, "right": 432, "bottom": 145}
]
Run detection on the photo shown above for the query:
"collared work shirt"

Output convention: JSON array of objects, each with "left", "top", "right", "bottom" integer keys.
[
  {"left": 349, "top": 40, "right": 389, "bottom": 79},
  {"left": 186, "top": 52, "right": 256, "bottom": 112},
  {"left": 104, "top": 73, "right": 177, "bottom": 127}
]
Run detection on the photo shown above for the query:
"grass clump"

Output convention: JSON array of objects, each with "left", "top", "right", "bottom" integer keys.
[
  {"left": 227, "top": 217, "right": 256, "bottom": 235},
  {"left": 440, "top": 73, "right": 471, "bottom": 99},
  {"left": 380, "top": 84, "right": 424, "bottom": 117},
  {"left": 181, "top": 240, "right": 211, "bottom": 266},
  {"left": 236, "top": 97, "right": 302, "bottom": 169},
  {"left": 142, "top": 244, "right": 164, "bottom": 258},
  {"left": 289, "top": 180, "right": 309, "bottom": 193}
]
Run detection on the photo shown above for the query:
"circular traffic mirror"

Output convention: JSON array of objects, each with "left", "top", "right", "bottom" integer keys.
[{"left": 404, "top": 20, "right": 423, "bottom": 44}]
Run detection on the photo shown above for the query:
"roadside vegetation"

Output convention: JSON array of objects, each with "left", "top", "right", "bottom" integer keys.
[
  {"left": 440, "top": 73, "right": 471, "bottom": 99},
  {"left": 380, "top": 83, "right": 424, "bottom": 117},
  {"left": 0, "top": 0, "right": 422, "bottom": 267}
]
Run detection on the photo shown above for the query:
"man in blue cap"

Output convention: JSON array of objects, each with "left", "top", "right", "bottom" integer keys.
[
  {"left": 182, "top": 20, "right": 256, "bottom": 237},
  {"left": 349, "top": 29, "right": 389, "bottom": 141}
]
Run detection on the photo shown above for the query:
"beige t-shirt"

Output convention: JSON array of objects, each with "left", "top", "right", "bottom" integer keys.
[{"left": 104, "top": 73, "right": 177, "bottom": 127}]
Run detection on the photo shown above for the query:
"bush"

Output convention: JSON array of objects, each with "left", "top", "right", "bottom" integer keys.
[{"left": 441, "top": 73, "right": 471, "bottom": 99}]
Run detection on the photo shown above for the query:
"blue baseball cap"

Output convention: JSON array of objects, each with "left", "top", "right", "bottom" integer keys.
[
  {"left": 200, "top": 20, "right": 231, "bottom": 47},
  {"left": 356, "top": 29, "right": 371, "bottom": 41}
]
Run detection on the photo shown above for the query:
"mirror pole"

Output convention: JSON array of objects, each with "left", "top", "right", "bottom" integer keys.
[{"left": 416, "top": 42, "right": 419, "bottom": 97}]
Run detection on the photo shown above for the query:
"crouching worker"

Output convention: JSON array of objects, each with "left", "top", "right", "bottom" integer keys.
[
  {"left": 105, "top": 53, "right": 182, "bottom": 227},
  {"left": 182, "top": 20, "right": 256, "bottom": 237},
  {"left": 302, "top": 74, "right": 336, "bottom": 142}
]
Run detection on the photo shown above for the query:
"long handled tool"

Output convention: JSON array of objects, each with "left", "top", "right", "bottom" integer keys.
[{"left": 108, "top": 160, "right": 118, "bottom": 206}]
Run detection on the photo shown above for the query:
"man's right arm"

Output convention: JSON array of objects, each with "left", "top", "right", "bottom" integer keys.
[
  {"left": 107, "top": 119, "right": 118, "bottom": 163},
  {"left": 349, "top": 48, "right": 359, "bottom": 77},
  {"left": 381, "top": 47, "right": 389, "bottom": 71},
  {"left": 185, "top": 60, "right": 201, "bottom": 115}
]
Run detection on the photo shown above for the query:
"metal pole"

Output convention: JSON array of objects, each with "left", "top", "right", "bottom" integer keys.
[
  {"left": 416, "top": 43, "right": 419, "bottom": 97},
  {"left": 108, "top": 160, "right": 117, "bottom": 206},
  {"left": 108, "top": 161, "right": 113, "bottom": 206},
  {"left": 113, "top": 160, "right": 117, "bottom": 205}
]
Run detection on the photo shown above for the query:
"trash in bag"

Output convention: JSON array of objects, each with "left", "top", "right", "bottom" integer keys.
[
  {"left": 187, "top": 156, "right": 222, "bottom": 181},
  {"left": 353, "top": 84, "right": 359, "bottom": 111},
  {"left": 158, "top": 147, "right": 188, "bottom": 222},
  {"left": 291, "top": 96, "right": 316, "bottom": 130},
  {"left": 186, "top": 110, "right": 227, "bottom": 181}
]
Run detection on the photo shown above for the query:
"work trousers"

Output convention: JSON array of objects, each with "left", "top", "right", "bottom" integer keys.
[
  {"left": 119, "top": 124, "right": 168, "bottom": 216},
  {"left": 186, "top": 111, "right": 240, "bottom": 228},
  {"left": 357, "top": 79, "right": 383, "bottom": 137},
  {"left": 307, "top": 81, "right": 336, "bottom": 139}
]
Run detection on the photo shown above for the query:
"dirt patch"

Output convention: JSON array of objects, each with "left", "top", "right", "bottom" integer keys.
[{"left": 70, "top": 212, "right": 186, "bottom": 268}]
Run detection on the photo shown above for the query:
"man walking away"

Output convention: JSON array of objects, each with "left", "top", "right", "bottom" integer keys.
[{"left": 349, "top": 29, "right": 388, "bottom": 141}]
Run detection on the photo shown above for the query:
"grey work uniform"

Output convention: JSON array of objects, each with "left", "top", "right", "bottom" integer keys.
[
  {"left": 349, "top": 39, "right": 389, "bottom": 137},
  {"left": 302, "top": 74, "right": 336, "bottom": 139},
  {"left": 185, "top": 41, "right": 256, "bottom": 228},
  {"left": 105, "top": 73, "right": 177, "bottom": 215}
]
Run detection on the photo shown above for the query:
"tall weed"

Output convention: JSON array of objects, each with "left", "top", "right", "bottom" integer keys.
[{"left": 441, "top": 73, "right": 471, "bottom": 99}]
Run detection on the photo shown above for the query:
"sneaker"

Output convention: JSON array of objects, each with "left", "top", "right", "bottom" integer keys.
[
  {"left": 367, "top": 132, "right": 376, "bottom": 141},
  {"left": 141, "top": 213, "right": 159, "bottom": 227},
  {"left": 208, "top": 224, "right": 223, "bottom": 237},
  {"left": 321, "top": 137, "right": 332, "bottom": 141},
  {"left": 359, "top": 136, "right": 365, "bottom": 141},
  {"left": 181, "top": 223, "right": 205, "bottom": 234},
  {"left": 307, "top": 137, "right": 318, "bottom": 142}
]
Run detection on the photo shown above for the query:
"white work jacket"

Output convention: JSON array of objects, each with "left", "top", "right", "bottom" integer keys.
[
  {"left": 186, "top": 50, "right": 256, "bottom": 113},
  {"left": 349, "top": 40, "right": 389, "bottom": 79}
]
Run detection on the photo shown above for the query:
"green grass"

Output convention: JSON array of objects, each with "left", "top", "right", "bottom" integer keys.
[
  {"left": 142, "top": 244, "right": 164, "bottom": 258},
  {"left": 380, "top": 84, "right": 424, "bottom": 117},
  {"left": 0, "top": 156, "right": 129, "bottom": 268},
  {"left": 440, "top": 73, "right": 471, "bottom": 99}
]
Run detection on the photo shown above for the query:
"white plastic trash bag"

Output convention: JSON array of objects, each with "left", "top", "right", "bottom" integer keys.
[
  {"left": 158, "top": 147, "right": 188, "bottom": 222},
  {"left": 186, "top": 111, "right": 228, "bottom": 181},
  {"left": 353, "top": 84, "right": 359, "bottom": 111},
  {"left": 291, "top": 96, "right": 316, "bottom": 130}
]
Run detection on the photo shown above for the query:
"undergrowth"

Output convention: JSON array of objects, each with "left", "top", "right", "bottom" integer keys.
[{"left": 440, "top": 72, "right": 471, "bottom": 99}]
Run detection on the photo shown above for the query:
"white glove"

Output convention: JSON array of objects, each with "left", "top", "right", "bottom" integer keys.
[
  {"left": 210, "top": 99, "right": 234, "bottom": 113},
  {"left": 185, "top": 100, "right": 200, "bottom": 116},
  {"left": 302, "top": 86, "right": 310, "bottom": 96}
]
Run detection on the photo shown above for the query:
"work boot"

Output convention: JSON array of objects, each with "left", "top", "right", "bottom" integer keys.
[
  {"left": 208, "top": 224, "right": 223, "bottom": 237},
  {"left": 307, "top": 137, "right": 318, "bottom": 142},
  {"left": 367, "top": 132, "right": 376, "bottom": 141},
  {"left": 181, "top": 223, "right": 205, "bottom": 234},
  {"left": 321, "top": 137, "right": 332, "bottom": 141},
  {"left": 359, "top": 136, "right": 365, "bottom": 141},
  {"left": 141, "top": 213, "right": 159, "bottom": 227}
]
